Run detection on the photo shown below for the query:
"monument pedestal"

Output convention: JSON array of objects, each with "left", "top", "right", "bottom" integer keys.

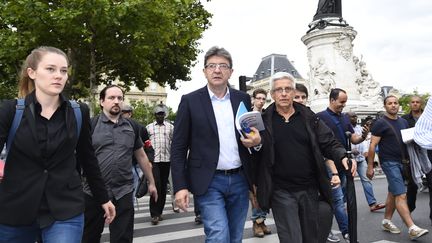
[{"left": 301, "top": 23, "right": 382, "bottom": 114}]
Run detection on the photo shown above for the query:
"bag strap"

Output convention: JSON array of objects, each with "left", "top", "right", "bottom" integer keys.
[
  {"left": 90, "top": 115, "right": 100, "bottom": 135},
  {"left": 6, "top": 99, "right": 25, "bottom": 158},
  {"left": 69, "top": 100, "right": 82, "bottom": 138},
  {"left": 382, "top": 117, "right": 408, "bottom": 161},
  {"left": 5, "top": 99, "right": 82, "bottom": 161}
]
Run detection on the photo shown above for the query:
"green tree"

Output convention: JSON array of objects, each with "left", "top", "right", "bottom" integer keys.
[
  {"left": 399, "top": 91, "right": 430, "bottom": 114},
  {"left": 126, "top": 100, "right": 176, "bottom": 126},
  {"left": 0, "top": 0, "right": 211, "bottom": 100}
]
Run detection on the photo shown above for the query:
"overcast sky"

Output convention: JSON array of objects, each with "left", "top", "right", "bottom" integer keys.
[{"left": 166, "top": 0, "right": 432, "bottom": 110}]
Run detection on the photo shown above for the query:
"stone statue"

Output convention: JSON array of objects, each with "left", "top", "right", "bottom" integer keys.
[
  {"left": 313, "top": 0, "right": 342, "bottom": 21},
  {"left": 312, "top": 58, "right": 336, "bottom": 97},
  {"left": 354, "top": 58, "right": 382, "bottom": 104}
]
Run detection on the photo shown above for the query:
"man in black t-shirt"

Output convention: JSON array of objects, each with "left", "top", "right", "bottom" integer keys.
[{"left": 367, "top": 95, "right": 428, "bottom": 240}]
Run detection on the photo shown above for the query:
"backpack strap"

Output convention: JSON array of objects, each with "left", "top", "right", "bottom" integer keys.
[
  {"left": 6, "top": 99, "right": 25, "bottom": 158},
  {"left": 69, "top": 100, "right": 82, "bottom": 138},
  {"left": 90, "top": 115, "right": 100, "bottom": 135}
]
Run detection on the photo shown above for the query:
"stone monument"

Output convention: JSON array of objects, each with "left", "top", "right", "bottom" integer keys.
[{"left": 302, "top": 0, "right": 383, "bottom": 115}]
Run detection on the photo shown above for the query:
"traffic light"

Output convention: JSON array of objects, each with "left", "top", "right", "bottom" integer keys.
[{"left": 239, "top": 76, "right": 247, "bottom": 92}]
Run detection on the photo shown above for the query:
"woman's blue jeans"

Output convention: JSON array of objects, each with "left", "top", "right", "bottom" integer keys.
[{"left": 0, "top": 213, "right": 84, "bottom": 243}]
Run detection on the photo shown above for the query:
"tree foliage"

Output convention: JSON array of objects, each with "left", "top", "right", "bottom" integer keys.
[
  {"left": 91, "top": 100, "right": 175, "bottom": 126},
  {"left": 399, "top": 90, "right": 430, "bottom": 114},
  {"left": 0, "top": 0, "right": 211, "bottom": 99}
]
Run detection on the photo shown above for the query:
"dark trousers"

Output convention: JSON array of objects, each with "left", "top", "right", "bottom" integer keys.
[
  {"left": 82, "top": 192, "right": 134, "bottom": 243},
  {"left": 271, "top": 188, "right": 319, "bottom": 243},
  {"left": 193, "top": 195, "right": 200, "bottom": 216},
  {"left": 318, "top": 199, "right": 333, "bottom": 243},
  {"left": 407, "top": 170, "right": 432, "bottom": 220},
  {"left": 150, "top": 162, "right": 171, "bottom": 217}
]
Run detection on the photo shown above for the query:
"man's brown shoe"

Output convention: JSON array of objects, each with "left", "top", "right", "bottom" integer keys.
[
  {"left": 151, "top": 216, "right": 159, "bottom": 225},
  {"left": 253, "top": 221, "right": 264, "bottom": 237},
  {"left": 259, "top": 221, "right": 271, "bottom": 235}
]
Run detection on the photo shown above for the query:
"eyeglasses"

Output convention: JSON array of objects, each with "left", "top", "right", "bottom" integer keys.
[
  {"left": 272, "top": 87, "right": 294, "bottom": 94},
  {"left": 205, "top": 63, "right": 231, "bottom": 71}
]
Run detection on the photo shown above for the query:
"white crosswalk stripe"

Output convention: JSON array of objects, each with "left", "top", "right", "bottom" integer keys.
[{"left": 101, "top": 195, "right": 278, "bottom": 242}]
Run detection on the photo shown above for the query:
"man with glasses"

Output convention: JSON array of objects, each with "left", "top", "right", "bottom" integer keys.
[
  {"left": 249, "top": 88, "right": 271, "bottom": 237},
  {"left": 253, "top": 72, "right": 353, "bottom": 242},
  {"left": 171, "top": 46, "right": 261, "bottom": 242}
]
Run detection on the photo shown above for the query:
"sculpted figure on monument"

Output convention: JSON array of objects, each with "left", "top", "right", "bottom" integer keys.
[
  {"left": 313, "top": 58, "right": 335, "bottom": 97},
  {"left": 354, "top": 59, "right": 382, "bottom": 104},
  {"left": 353, "top": 55, "right": 360, "bottom": 71},
  {"left": 313, "top": 0, "right": 342, "bottom": 21}
]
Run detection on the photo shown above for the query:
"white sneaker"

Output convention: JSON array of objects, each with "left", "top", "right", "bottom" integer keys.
[
  {"left": 327, "top": 232, "right": 340, "bottom": 242},
  {"left": 409, "top": 227, "right": 428, "bottom": 240},
  {"left": 382, "top": 220, "right": 401, "bottom": 234}
]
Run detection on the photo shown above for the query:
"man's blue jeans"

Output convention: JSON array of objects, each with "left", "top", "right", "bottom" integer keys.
[
  {"left": 195, "top": 171, "right": 249, "bottom": 243},
  {"left": 357, "top": 160, "right": 377, "bottom": 206},
  {"left": 326, "top": 168, "right": 348, "bottom": 235},
  {"left": 251, "top": 208, "right": 267, "bottom": 221},
  {"left": 331, "top": 185, "right": 349, "bottom": 235},
  {"left": 0, "top": 213, "right": 84, "bottom": 243}
]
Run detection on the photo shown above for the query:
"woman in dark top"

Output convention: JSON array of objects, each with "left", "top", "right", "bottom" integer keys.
[{"left": 0, "top": 46, "right": 115, "bottom": 243}]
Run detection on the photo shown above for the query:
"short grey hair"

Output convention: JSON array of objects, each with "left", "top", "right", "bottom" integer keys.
[
  {"left": 204, "top": 46, "right": 233, "bottom": 68},
  {"left": 270, "top": 72, "right": 296, "bottom": 91}
]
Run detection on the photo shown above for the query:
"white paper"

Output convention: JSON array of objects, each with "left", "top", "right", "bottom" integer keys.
[{"left": 401, "top": 127, "right": 415, "bottom": 144}]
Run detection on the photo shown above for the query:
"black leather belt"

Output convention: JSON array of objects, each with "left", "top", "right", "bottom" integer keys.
[{"left": 216, "top": 167, "right": 242, "bottom": 175}]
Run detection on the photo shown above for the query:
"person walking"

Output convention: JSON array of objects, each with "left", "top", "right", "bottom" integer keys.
[
  {"left": 367, "top": 95, "right": 428, "bottom": 240},
  {"left": 414, "top": 98, "right": 432, "bottom": 149},
  {"left": 347, "top": 112, "right": 385, "bottom": 212},
  {"left": 171, "top": 46, "right": 261, "bottom": 243},
  {"left": 82, "top": 85, "right": 157, "bottom": 243},
  {"left": 121, "top": 105, "right": 155, "bottom": 202},
  {"left": 317, "top": 88, "right": 368, "bottom": 241},
  {"left": 146, "top": 104, "right": 174, "bottom": 225},
  {"left": 249, "top": 88, "right": 271, "bottom": 237},
  {"left": 253, "top": 72, "right": 354, "bottom": 242},
  {"left": 0, "top": 46, "right": 115, "bottom": 243},
  {"left": 402, "top": 95, "right": 432, "bottom": 225}
]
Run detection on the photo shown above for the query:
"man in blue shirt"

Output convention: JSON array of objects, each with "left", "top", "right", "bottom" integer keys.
[{"left": 317, "top": 88, "right": 368, "bottom": 241}]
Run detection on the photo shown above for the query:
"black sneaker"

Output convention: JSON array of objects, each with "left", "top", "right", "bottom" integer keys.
[{"left": 194, "top": 215, "right": 202, "bottom": 225}]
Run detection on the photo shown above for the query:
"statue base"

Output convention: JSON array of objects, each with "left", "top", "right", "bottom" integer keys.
[{"left": 301, "top": 25, "right": 383, "bottom": 115}]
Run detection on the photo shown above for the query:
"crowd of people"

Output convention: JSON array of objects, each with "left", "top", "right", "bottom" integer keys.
[{"left": 0, "top": 45, "right": 431, "bottom": 243}]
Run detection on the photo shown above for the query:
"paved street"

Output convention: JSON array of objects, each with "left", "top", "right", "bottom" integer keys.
[{"left": 101, "top": 176, "right": 432, "bottom": 242}]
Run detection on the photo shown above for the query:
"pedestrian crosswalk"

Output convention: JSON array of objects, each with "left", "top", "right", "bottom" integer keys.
[
  {"left": 101, "top": 196, "right": 279, "bottom": 243},
  {"left": 99, "top": 194, "right": 405, "bottom": 242}
]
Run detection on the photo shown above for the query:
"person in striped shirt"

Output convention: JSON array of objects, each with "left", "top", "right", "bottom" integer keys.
[{"left": 414, "top": 98, "right": 432, "bottom": 150}]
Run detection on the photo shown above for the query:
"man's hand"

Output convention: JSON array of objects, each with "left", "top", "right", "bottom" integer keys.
[
  {"left": 366, "top": 164, "right": 375, "bottom": 180},
  {"left": 330, "top": 174, "right": 341, "bottom": 188},
  {"left": 240, "top": 127, "right": 261, "bottom": 148},
  {"left": 175, "top": 189, "right": 190, "bottom": 212},
  {"left": 342, "top": 157, "right": 357, "bottom": 176},
  {"left": 361, "top": 124, "right": 370, "bottom": 139},
  {"left": 101, "top": 201, "right": 116, "bottom": 224},
  {"left": 148, "top": 183, "right": 158, "bottom": 202}
]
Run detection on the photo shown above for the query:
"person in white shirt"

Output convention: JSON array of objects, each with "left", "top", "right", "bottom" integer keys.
[{"left": 414, "top": 98, "right": 432, "bottom": 150}]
